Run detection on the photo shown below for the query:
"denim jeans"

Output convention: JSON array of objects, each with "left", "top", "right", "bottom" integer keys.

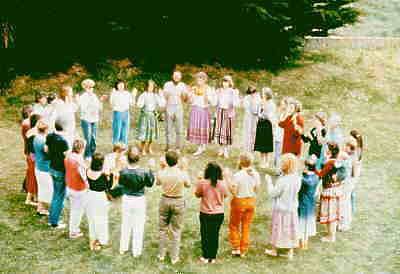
[
  {"left": 81, "top": 120, "right": 97, "bottom": 158},
  {"left": 49, "top": 169, "right": 66, "bottom": 226},
  {"left": 112, "top": 111, "right": 130, "bottom": 145}
]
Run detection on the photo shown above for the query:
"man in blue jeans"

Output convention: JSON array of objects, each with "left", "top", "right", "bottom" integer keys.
[{"left": 46, "top": 119, "right": 69, "bottom": 228}]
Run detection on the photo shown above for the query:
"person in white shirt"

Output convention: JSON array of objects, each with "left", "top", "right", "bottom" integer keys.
[
  {"left": 214, "top": 76, "right": 240, "bottom": 158},
  {"left": 77, "top": 79, "right": 105, "bottom": 160},
  {"left": 254, "top": 88, "right": 277, "bottom": 168},
  {"left": 242, "top": 85, "right": 261, "bottom": 152},
  {"left": 136, "top": 80, "right": 166, "bottom": 155},
  {"left": 265, "top": 153, "right": 301, "bottom": 260},
  {"left": 161, "top": 71, "right": 188, "bottom": 151},
  {"left": 187, "top": 72, "right": 217, "bottom": 156},
  {"left": 32, "top": 92, "right": 48, "bottom": 116},
  {"left": 228, "top": 153, "right": 260, "bottom": 257},
  {"left": 52, "top": 85, "right": 78, "bottom": 147},
  {"left": 110, "top": 80, "right": 137, "bottom": 145}
]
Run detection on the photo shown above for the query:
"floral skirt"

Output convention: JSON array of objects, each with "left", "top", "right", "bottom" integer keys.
[
  {"left": 214, "top": 108, "right": 233, "bottom": 145},
  {"left": 319, "top": 184, "right": 343, "bottom": 224},
  {"left": 270, "top": 209, "right": 299, "bottom": 248}
]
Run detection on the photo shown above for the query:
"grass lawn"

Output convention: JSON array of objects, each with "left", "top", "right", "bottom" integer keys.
[{"left": 0, "top": 47, "right": 399, "bottom": 274}]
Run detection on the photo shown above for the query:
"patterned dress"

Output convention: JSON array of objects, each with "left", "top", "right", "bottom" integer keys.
[{"left": 136, "top": 92, "right": 165, "bottom": 142}]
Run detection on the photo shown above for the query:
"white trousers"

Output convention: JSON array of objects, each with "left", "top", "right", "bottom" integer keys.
[
  {"left": 339, "top": 179, "right": 354, "bottom": 231},
  {"left": 67, "top": 187, "right": 88, "bottom": 235},
  {"left": 35, "top": 169, "right": 54, "bottom": 204},
  {"left": 120, "top": 195, "right": 146, "bottom": 256},
  {"left": 86, "top": 190, "right": 110, "bottom": 245}
]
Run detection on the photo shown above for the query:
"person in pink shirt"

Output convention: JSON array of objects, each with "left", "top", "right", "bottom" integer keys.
[{"left": 195, "top": 162, "right": 229, "bottom": 264}]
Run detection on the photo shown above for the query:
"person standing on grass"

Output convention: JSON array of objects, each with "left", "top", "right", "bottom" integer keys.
[
  {"left": 301, "top": 112, "right": 327, "bottom": 169},
  {"left": 156, "top": 150, "right": 191, "bottom": 264},
  {"left": 315, "top": 142, "right": 343, "bottom": 243},
  {"left": 349, "top": 129, "right": 364, "bottom": 213},
  {"left": 20, "top": 105, "right": 33, "bottom": 195},
  {"left": 77, "top": 79, "right": 106, "bottom": 161},
  {"left": 86, "top": 153, "right": 113, "bottom": 251},
  {"left": 136, "top": 80, "right": 166, "bottom": 155},
  {"left": 195, "top": 162, "right": 229, "bottom": 264},
  {"left": 274, "top": 97, "right": 289, "bottom": 167},
  {"left": 242, "top": 85, "right": 261, "bottom": 153},
  {"left": 33, "top": 120, "right": 53, "bottom": 216},
  {"left": 64, "top": 139, "right": 88, "bottom": 239},
  {"left": 109, "top": 147, "right": 155, "bottom": 257},
  {"left": 254, "top": 87, "right": 277, "bottom": 169},
  {"left": 161, "top": 70, "right": 189, "bottom": 152},
  {"left": 228, "top": 153, "right": 261, "bottom": 257},
  {"left": 213, "top": 76, "right": 240, "bottom": 159},
  {"left": 110, "top": 80, "right": 137, "bottom": 145},
  {"left": 187, "top": 72, "right": 217, "bottom": 156},
  {"left": 53, "top": 86, "right": 78, "bottom": 147},
  {"left": 46, "top": 118, "right": 69, "bottom": 229},
  {"left": 25, "top": 113, "right": 41, "bottom": 206},
  {"left": 278, "top": 99, "right": 304, "bottom": 157},
  {"left": 265, "top": 153, "right": 301, "bottom": 260},
  {"left": 298, "top": 156, "right": 319, "bottom": 250}
]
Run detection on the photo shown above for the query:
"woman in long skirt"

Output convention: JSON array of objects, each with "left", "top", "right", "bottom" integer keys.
[
  {"left": 86, "top": 153, "right": 113, "bottom": 251},
  {"left": 242, "top": 85, "right": 261, "bottom": 152},
  {"left": 136, "top": 80, "right": 166, "bottom": 155},
  {"left": 254, "top": 88, "right": 276, "bottom": 168},
  {"left": 214, "top": 76, "right": 240, "bottom": 158},
  {"left": 187, "top": 72, "right": 217, "bottom": 156}
]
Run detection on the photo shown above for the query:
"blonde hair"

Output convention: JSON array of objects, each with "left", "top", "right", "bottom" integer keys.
[
  {"left": 238, "top": 152, "right": 253, "bottom": 169},
  {"left": 81, "top": 79, "right": 95, "bottom": 90},
  {"left": 280, "top": 153, "right": 298, "bottom": 175},
  {"left": 72, "top": 139, "right": 85, "bottom": 153},
  {"left": 261, "top": 87, "right": 273, "bottom": 100},
  {"left": 112, "top": 143, "right": 126, "bottom": 153}
]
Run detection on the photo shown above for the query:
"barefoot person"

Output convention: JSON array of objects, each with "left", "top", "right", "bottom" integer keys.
[
  {"left": 195, "top": 162, "right": 229, "bottom": 264},
  {"left": 265, "top": 153, "right": 301, "bottom": 259},
  {"left": 162, "top": 71, "right": 189, "bottom": 151},
  {"left": 156, "top": 150, "right": 191, "bottom": 264},
  {"left": 187, "top": 72, "right": 217, "bottom": 156},
  {"left": 214, "top": 76, "right": 240, "bottom": 158},
  {"left": 136, "top": 80, "right": 166, "bottom": 155}
]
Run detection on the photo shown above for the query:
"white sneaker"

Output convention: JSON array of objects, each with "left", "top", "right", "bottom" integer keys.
[{"left": 49, "top": 222, "right": 66, "bottom": 229}]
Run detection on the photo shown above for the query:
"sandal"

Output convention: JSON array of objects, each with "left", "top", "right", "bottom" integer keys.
[{"left": 265, "top": 249, "right": 278, "bottom": 257}]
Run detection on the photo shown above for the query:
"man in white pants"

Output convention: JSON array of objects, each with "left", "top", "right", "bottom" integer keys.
[
  {"left": 162, "top": 71, "right": 189, "bottom": 152},
  {"left": 109, "top": 147, "right": 155, "bottom": 257}
]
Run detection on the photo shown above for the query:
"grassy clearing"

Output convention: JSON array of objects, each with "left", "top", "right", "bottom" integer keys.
[{"left": 0, "top": 47, "right": 399, "bottom": 273}]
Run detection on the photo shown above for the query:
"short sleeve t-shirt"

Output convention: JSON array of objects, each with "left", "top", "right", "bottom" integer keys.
[
  {"left": 33, "top": 134, "right": 50, "bottom": 172},
  {"left": 157, "top": 166, "right": 190, "bottom": 197},
  {"left": 46, "top": 132, "right": 69, "bottom": 172}
]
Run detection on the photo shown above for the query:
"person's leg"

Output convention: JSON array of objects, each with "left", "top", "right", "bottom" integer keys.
[
  {"left": 199, "top": 212, "right": 209, "bottom": 259},
  {"left": 139, "top": 141, "right": 146, "bottom": 155},
  {"left": 209, "top": 213, "right": 224, "bottom": 260},
  {"left": 120, "top": 196, "right": 133, "bottom": 253},
  {"left": 176, "top": 108, "right": 184, "bottom": 150},
  {"left": 80, "top": 120, "right": 91, "bottom": 158},
  {"left": 131, "top": 196, "right": 146, "bottom": 257},
  {"left": 112, "top": 111, "right": 122, "bottom": 145},
  {"left": 97, "top": 197, "right": 110, "bottom": 245},
  {"left": 240, "top": 200, "right": 255, "bottom": 255},
  {"left": 170, "top": 199, "right": 185, "bottom": 263},
  {"left": 90, "top": 122, "right": 97, "bottom": 158},
  {"left": 49, "top": 170, "right": 66, "bottom": 226},
  {"left": 68, "top": 189, "right": 86, "bottom": 237},
  {"left": 165, "top": 112, "right": 172, "bottom": 150},
  {"left": 228, "top": 198, "right": 242, "bottom": 254},
  {"left": 120, "top": 111, "right": 130, "bottom": 145},
  {"left": 158, "top": 198, "right": 170, "bottom": 259}
]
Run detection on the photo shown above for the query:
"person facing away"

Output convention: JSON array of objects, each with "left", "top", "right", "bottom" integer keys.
[
  {"left": 156, "top": 150, "right": 191, "bottom": 264},
  {"left": 195, "top": 162, "right": 229, "bottom": 264},
  {"left": 109, "top": 146, "right": 155, "bottom": 257}
]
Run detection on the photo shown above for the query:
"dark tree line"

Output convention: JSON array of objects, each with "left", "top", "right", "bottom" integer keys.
[{"left": 0, "top": 0, "right": 360, "bottom": 89}]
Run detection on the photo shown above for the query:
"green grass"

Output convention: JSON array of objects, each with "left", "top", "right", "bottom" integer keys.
[
  {"left": 334, "top": 0, "right": 400, "bottom": 37},
  {"left": 1, "top": 47, "right": 400, "bottom": 273}
]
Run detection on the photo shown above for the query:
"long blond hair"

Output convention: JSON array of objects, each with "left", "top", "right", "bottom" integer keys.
[{"left": 280, "top": 153, "right": 298, "bottom": 175}]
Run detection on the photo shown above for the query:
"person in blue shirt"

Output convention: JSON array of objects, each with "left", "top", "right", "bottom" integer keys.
[{"left": 298, "top": 156, "right": 320, "bottom": 250}]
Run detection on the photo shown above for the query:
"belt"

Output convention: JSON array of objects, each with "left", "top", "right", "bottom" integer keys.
[{"left": 162, "top": 194, "right": 183, "bottom": 199}]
